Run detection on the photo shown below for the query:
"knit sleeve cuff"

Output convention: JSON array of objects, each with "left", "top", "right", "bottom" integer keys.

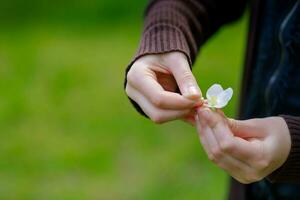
[
  {"left": 267, "top": 115, "right": 300, "bottom": 183},
  {"left": 132, "top": 24, "right": 192, "bottom": 64}
]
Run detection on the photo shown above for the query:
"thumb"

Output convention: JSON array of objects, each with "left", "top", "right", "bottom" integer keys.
[
  {"left": 170, "top": 59, "right": 202, "bottom": 100},
  {"left": 227, "top": 118, "right": 261, "bottom": 139},
  {"left": 228, "top": 118, "right": 244, "bottom": 133}
]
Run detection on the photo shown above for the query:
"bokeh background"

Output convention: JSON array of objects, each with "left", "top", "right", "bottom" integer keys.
[{"left": 0, "top": 1, "right": 247, "bottom": 199}]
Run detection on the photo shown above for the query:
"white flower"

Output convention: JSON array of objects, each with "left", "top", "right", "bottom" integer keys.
[{"left": 205, "top": 84, "right": 233, "bottom": 108}]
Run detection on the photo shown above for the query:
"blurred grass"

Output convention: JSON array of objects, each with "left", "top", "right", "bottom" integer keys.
[
  {"left": 0, "top": 0, "right": 147, "bottom": 26},
  {"left": 0, "top": 2, "right": 247, "bottom": 199}
]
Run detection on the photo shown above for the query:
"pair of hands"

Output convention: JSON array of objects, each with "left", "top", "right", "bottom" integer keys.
[{"left": 125, "top": 51, "right": 291, "bottom": 183}]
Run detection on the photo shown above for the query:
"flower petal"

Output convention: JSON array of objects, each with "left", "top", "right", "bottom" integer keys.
[
  {"left": 214, "top": 101, "right": 229, "bottom": 108},
  {"left": 215, "top": 88, "right": 233, "bottom": 108},
  {"left": 206, "top": 84, "right": 223, "bottom": 100},
  {"left": 206, "top": 103, "right": 215, "bottom": 108}
]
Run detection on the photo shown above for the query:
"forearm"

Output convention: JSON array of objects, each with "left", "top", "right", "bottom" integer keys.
[
  {"left": 134, "top": 0, "right": 206, "bottom": 66},
  {"left": 130, "top": 0, "right": 247, "bottom": 67}
]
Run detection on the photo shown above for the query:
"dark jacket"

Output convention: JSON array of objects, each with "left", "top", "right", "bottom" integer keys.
[{"left": 124, "top": 0, "right": 300, "bottom": 199}]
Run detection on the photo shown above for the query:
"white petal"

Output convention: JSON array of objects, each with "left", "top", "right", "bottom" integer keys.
[
  {"left": 215, "top": 88, "right": 233, "bottom": 108},
  {"left": 206, "top": 103, "right": 215, "bottom": 108},
  {"left": 206, "top": 84, "right": 223, "bottom": 100},
  {"left": 214, "top": 101, "right": 229, "bottom": 108}
]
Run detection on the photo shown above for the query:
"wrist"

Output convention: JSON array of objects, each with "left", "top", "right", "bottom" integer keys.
[
  {"left": 264, "top": 117, "right": 291, "bottom": 178},
  {"left": 267, "top": 115, "right": 300, "bottom": 182},
  {"left": 276, "top": 117, "right": 291, "bottom": 165}
]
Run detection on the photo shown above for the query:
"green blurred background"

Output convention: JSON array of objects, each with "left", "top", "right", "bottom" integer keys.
[{"left": 0, "top": 1, "right": 247, "bottom": 199}]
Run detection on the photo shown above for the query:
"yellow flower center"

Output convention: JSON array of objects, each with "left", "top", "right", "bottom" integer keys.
[{"left": 210, "top": 96, "right": 218, "bottom": 106}]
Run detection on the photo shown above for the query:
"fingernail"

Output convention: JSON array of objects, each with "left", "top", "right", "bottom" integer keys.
[{"left": 186, "top": 86, "right": 200, "bottom": 100}]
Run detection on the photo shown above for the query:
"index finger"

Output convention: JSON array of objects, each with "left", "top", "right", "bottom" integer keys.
[
  {"left": 129, "top": 73, "right": 201, "bottom": 110},
  {"left": 197, "top": 108, "right": 259, "bottom": 164}
]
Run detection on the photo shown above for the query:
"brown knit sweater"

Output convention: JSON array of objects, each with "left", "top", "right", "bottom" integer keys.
[{"left": 125, "top": 0, "right": 300, "bottom": 197}]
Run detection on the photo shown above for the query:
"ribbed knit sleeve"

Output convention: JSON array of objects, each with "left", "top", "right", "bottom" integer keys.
[
  {"left": 127, "top": 0, "right": 247, "bottom": 67},
  {"left": 268, "top": 115, "right": 300, "bottom": 183},
  {"left": 124, "top": 0, "right": 247, "bottom": 116}
]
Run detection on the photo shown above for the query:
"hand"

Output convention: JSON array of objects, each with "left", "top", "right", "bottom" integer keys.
[
  {"left": 126, "top": 51, "right": 203, "bottom": 124},
  {"left": 195, "top": 107, "right": 291, "bottom": 184}
]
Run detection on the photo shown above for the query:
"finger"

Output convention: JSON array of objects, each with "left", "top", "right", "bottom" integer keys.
[
  {"left": 195, "top": 114, "right": 213, "bottom": 158},
  {"left": 196, "top": 112, "right": 228, "bottom": 164},
  {"left": 228, "top": 118, "right": 267, "bottom": 139},
  {"left": 169, "top": 58, "right": 202, "bottom": 100},
  {"left": 195, "top": 114, "right": 250, "bottom": 176},
  {"left": 128, "top": 70, "right": 199, "bottom": 109},
  {"left": 126, "top": 85, "right": 192, "bottom": 123},
  {"left": 198, "top": 108, "right": 262, "bottom": 164},
  {"left": 218, "top": 155, "right": 252, "bottom": 183}
]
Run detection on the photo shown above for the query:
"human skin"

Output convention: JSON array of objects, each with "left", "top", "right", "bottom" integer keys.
[
  {"left": 125, "top": 51, "right": 203, "bottom": 124},
  {"left": 126, "top": 51, "right": 291, "bottom": 183},
  {"left": 195, "top": 107, "right": 291, "bottom": 183}
]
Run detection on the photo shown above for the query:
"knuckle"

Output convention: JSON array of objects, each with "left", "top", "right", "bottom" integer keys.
[
  {"left": 207, "top": 154, "right": 216, "bottom": 162},
  {"left": 241, "top": 176, "right": 254, "bottom": 184},
  {"left": 254, "top": 159, "right": 270, "bottom": 171},
  {"left": 181, "top": 71, "right": 194, "bottom": 81},
  {"left": 126, "top": 67, "right": 139, "bottom": 85},
  {"left": 243, "top": 172, "right": 263, "bottom": 184},
  {"left": 150, "top": 114, "right": 165, "bottom": 124},
  {"left": 232, "top": 175, "right": 249, "bottom": 184},
  {"left": 238, "top": 178, "right": 252, "bottom": 184},
  {"left": 220, "top": 140, "right": 234, "bottom": 153},
  {"left": 151, "top": 95, "right": 163, "bottom": 107},
  {"left": 125, "top": 85, "right": 132, "bottom": 97},
  {"left": 126, "top": 69, "right": 134, "bottom": 82},
  {"left": 211, "top": 147, "right": 222, "bottom": 162},
  {"left": 253, "top": 145, "right": 270, "bottom": 171},
  {"left": 208, "top": 120, "right": 218, "bottom": 129},
  {"left": 229, "top": 119, "right": 237, "bottom": 130}
]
